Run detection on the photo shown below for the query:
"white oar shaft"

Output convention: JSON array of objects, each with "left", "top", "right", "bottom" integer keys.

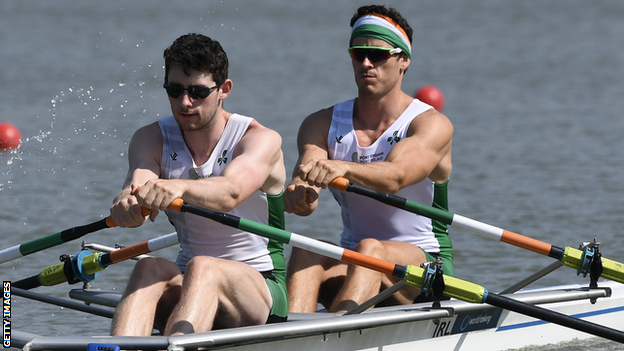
[
  {"left": 0, "top": 246, "right": 22, "bottom": 263},
  {"left": 288, "top": 232, "right": 345, "bottom": 261},
  {"left": 147, "top": 233, "right": 179, "bottom": 251},
  {"left": 451, "top": 214, "right": 504, "bottom": 241}
]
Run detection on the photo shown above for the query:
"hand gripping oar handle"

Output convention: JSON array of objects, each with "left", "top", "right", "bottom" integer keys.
[
  {"left": 0, "top": 207, "right": 151, "bottom": 264},
  {"left": 12, "top": 233, "right": 178, "bottom": 290},
  {"left": 329, "top": 177, "right": 624, "bottom": 285},
  {"left": 168, "top": 199, "right": 624, "bottom": 343}
]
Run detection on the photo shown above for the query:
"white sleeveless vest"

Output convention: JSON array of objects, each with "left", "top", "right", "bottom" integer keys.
[
  {"left": 159, "top": 114, "right": 277, "bottom": 272},
  {"left": 327, "top": 99, "right": 446, "bottom": 252}
]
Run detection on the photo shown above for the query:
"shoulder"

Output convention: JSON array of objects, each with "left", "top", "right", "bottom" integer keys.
[
  {"left": 130, "top": 122, "right": 162, "bottom": 144},
  {"left": 127, "top": 122, "right": 163, "bottom": 168},
  {"left": 407, "top": 108, "right": 453, "bottom": 137},
  {"left": 242, "top": 118, "right": 282, "bottom": 148},
  {"left": 298, "top": 105, "right": 335, "bottom": 139},
  {"left": 304, "top": 106, "right": 333, "bottom": 124}
]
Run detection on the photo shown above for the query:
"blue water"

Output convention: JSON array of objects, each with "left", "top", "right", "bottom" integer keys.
[{"left": 2, "top": 1, "right": 624, "bottom": 349}]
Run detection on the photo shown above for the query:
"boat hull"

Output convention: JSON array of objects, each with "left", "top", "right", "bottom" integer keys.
[{"left": 13, "top": 280, "right": 624, "bottom": 350}]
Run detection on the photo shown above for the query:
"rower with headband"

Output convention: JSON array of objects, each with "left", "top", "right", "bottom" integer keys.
[
  {"left": 349, "top": 13, "right": 412, "bottom": 60},
  {"left": 286, "top": 4, "right": 454, "bottom": 314}
]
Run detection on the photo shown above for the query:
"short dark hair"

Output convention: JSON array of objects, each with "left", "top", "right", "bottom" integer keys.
[
  {"left": 163, "top": 33, "right": 228, "bottom": 85},
  {"left": 349, "top": 5, "right": 413, "bottom": 45}
]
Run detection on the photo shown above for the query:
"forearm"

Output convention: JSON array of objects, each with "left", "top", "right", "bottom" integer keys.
[
  {"left": 341, "top": 161, "right": 426, "bottom": 194},
  {"left": 179, "top": 177, "right": 243, "bottom": 213}
]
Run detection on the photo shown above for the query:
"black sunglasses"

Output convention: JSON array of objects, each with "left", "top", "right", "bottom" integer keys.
[
  {"left": 163, "top": 83, "right": 221, "bottom": 100},
  {"left": 348, "top": 46, "right": 403, "bottom": 63}
]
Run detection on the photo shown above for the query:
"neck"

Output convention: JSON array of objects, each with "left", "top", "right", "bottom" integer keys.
[
  {"left": 355, "top": 90, "right": 412, "bottom": 128},
  {"left": 183, "top": 111, "right": 232, "bottom": 165}
]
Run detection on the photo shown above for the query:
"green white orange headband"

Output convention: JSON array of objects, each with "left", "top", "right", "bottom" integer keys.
[{"left": 349, "top": 14, "right": 412, "bottom": 59}]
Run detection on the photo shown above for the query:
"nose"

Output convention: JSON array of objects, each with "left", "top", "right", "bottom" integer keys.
[{"left": 179, "top": 91, "right": 194, "bottom": 106}]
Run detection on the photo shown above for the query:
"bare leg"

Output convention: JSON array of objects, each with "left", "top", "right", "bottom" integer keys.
[
  {"left": 329, "top": 239, "right": 427, "bottom": 312},
  {"left": 165, "top": 256, "right": 273, "bottom": 335},
  {"left": 287, "top": 247, "right": 347, "bottom": 313},
  {"left": 111, "top": 257, "right": 183, "bottom": 336}
]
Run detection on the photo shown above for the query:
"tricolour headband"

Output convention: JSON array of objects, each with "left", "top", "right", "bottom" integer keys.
[{"left": 349, "top": 14, "right": 412, "bottom": 59}]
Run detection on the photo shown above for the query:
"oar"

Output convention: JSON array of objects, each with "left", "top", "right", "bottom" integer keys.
[
  {"left": 164, "top": 199, "right": 624, "bottom": 343},
  {"left": 329, "top": 176, "right": 624, "bottom": 285},
  {"left": 12, "top": 232, "right": 178, "bottom": 290},
  {"left": 0, "top": 207, "right": 151, "bottom": 264}
]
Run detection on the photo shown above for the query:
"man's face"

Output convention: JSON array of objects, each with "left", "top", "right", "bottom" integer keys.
[
  {"left": 350, "top": 37, "right": 410, "bottom": 97},
  {"left": 166, "top": 66, "right": 221, "bottom": 132}
]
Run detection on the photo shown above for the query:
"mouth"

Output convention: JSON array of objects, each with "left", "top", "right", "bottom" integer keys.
[
  {"left": 177, "top": 110, "right": 196, "bottom": 118},
  {"left": 358, "top": 74, "right": 377, "bottom": 83},
  {"left": 358, "top": 70, "right": 376, "bottom": 79}
]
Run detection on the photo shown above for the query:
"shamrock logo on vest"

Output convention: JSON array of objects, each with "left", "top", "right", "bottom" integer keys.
[
  {"left": 218, "top": 150, "right": 228, "bottom": 165},
  {"left": 387, "top": 131, "right": 400, "bottom": 145},
  {"left": 189, "top": 168, "right": 200, "bottom": 180},
  {"left": 351, "top": 152, "right": 359, "bottom": 163}
]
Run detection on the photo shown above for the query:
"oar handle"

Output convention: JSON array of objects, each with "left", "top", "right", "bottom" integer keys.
[
  {"left": 169, "top": 198, "right": 184, "bottom": 212},
  {"left": 104, "top": 206, "right": 152, "bottom": 228},
  {"left": 329, "top": 176, "right": 350, "bottom": 191}
]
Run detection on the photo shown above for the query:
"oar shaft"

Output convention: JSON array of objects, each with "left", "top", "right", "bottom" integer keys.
[
  {"left": 485, "top": 293, "right": 624, "bottom": 343},
  {"left": 12, "top": 233, "right": 178, "bottom": 290},
  {"left": 450, "top": 214, "right": 560, "bottom": 258},
  {"left": 171, "top": 200, "right": 488, "bottom": 303},
  {"left": 173, "top": 200, "right": 624, "bottom": 342},
  {"left": 0, "top": 218, "right": 109, "bottom": 264},
  {"left": 169, "top": 199, "right": 624, "bottom": 343},
  {"left": 99, "top": 233, "right": 179, "bottom": 267},
  {"left": 173, "top": 199, "right": 399, "bottom": 276},
  {"left": 0, "top": 208, "right": 150, "bottom": 264},
  {"left": 330, "top": 177, "right": 624, "bottom": 284},
  {"left": 331, "top": 177, "right": 455, "bottom": 224}
]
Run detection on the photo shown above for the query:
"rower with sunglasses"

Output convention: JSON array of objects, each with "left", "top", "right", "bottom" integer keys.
[
  {"left": 285, "top": 5, "right": 454, "bottom": 313},
  {"left": 110, "top": 33, "right": 288, "bottom": 336}
]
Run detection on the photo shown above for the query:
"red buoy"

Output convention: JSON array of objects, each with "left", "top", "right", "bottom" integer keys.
[
  {"left": 0, "top": 122, "right": 21, "bottom": 150},
  {"left": 414, "top": 85, "right": 445, "bottom": 112}
]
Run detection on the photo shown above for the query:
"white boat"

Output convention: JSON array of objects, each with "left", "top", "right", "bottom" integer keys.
[
  {"left": 10, "top": 267, "right": 624, "bottom": 351},
  {"left": 7, "top": 194, "right": 624, "bottom": 350}
]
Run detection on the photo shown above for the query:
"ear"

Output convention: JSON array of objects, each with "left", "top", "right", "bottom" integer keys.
[
  {"left": 400, "top": 56, "right": 411, "bottom": 74},
  {"left": 218, "top": 79, "right": 233, "bottom": 100}
]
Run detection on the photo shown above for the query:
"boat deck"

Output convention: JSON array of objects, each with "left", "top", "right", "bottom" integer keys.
[{"left": 12, "top": 280, "right": 624, "bottom": 351}]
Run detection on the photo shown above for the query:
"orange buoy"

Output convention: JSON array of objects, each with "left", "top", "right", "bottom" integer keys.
[
  {"left": 0, "top": 122, "right": 21, "bottom": 150},
  {"left": 414, "top": 85, "right": 445, "bottom": 112}
]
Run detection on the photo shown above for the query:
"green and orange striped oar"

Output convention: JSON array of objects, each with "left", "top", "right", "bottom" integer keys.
[
  {"left": 165, "top": 199, "right": 624, "bottom": 343},
  {"left": 329, "top": 176, "right": 624, "bottom": 284},
  {"left": 12, "top": 232, "right": 178, "bottom": 290},
  {"left": 0, "top": 207, "right": 151, "bottom": 264}
]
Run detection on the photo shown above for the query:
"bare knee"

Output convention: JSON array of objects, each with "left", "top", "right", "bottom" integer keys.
[
  {"left": 184, "top": 256, "right": 222, "bottom": 283},
  {"left": 354, "top": 238, "right": 386, "bottom": 257},
  {"left": 185, "top": 255, "right": 217, "bottom": 271}
]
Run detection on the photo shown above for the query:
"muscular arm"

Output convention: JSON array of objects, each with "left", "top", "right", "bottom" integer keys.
[
  {"left": 283, "top": 108, "right": 332, "bottom": 216},
  {"left": 110, "top": 122, "right": 162, "bottom": 227},
  {"left": 300, "top": 109, "right": 453, "bottom": 194},
  {"left": 182, "top": 121, "right": 284, "bottom": 211},
  {"left": 135, "top": 120, "right": 285, "bottom": 214}
]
